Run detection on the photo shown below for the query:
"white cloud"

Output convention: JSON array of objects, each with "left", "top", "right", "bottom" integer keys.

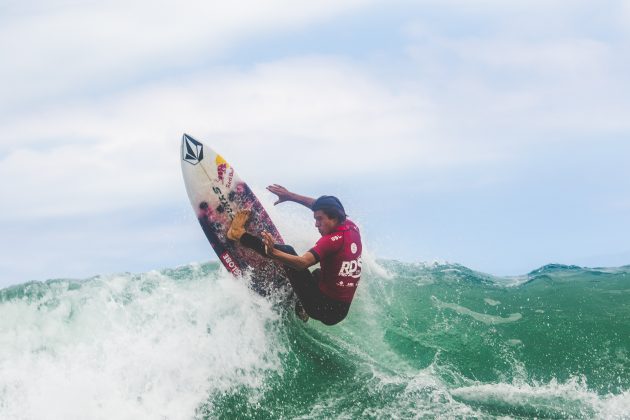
[
  {"left": 0, "top": 211, "right": 201, "bottom": 284},
  {"left": 404, "top": 28, "right": 630, "bottom": 140},
  {"left": 3, "top": 29, "right": 630, "bottom": 223},
  {"left": 2, "top": 0, "right": 630, "bottom": 284},
  {"left": 0, "top": 0, "right": 376, "bottom": 111},
  {"left": 0, "top": 56, "right": 454, "bottom": 221},
  {"left": 451, "top": 38, "right": 611, "bottom": 76}
]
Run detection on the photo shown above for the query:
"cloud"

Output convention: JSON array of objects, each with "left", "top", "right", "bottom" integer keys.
[
  {"left": 2, "top": 0, "right": 630, "bottom": 284},
  {"left": 0, "top": 56, "right": 450, "bottom": 221},
  {"left": 3, "top": 27, "right": 630, "bottom": 222},
  {"left": 4, "top": 0, "right": 629, "bottom": 223},
  {"left": 403, "top": 16, "right": 630, "bottom": 141},
  {"left": 0, "top": 0, "right": 376, "bottom": 112},
  {"left": 0, "top": 208, "right": 200, "bottom": 284}
]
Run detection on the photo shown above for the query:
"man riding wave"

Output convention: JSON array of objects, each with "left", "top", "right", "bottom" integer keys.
[{"left": 227, "top": 185, "right": 362, "bottom": 325}]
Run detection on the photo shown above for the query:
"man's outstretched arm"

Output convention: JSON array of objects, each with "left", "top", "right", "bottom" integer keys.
[
  {"left": 267, "top": 184, "right": 315, "bottom": 209},
  {"left": 261, "top": 231, "right": 317, "bottom": 270}
]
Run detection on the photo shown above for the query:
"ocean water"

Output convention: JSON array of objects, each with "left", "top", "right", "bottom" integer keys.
[{"left": 1, "top": 258, "right": 629, "bottom": 419}]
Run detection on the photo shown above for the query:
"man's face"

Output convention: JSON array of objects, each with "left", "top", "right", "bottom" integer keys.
[{"left": 314, "top": 210, "right": 338, "bottom": 236}]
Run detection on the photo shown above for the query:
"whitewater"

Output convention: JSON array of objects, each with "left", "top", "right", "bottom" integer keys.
[{"left": 1, "top": 256, "right": 629, "bottom": 419}]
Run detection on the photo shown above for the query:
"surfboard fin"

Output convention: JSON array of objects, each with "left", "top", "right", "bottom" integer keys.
[{"left": 295, "top": 301, "right": 309, "bottom": 322}]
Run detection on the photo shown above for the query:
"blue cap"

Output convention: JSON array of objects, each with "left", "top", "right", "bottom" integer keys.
[{"left": 312, "top": 195, "right": 346, "bottom": 216}]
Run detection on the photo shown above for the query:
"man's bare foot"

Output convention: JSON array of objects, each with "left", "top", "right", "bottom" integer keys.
[{"left": 227, "top": 210, "right": 251, "bottom": 241}]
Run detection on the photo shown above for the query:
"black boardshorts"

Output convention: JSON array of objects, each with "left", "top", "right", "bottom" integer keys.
[{"left": 240, "top": 233, "right": 350, "bottom": 325}]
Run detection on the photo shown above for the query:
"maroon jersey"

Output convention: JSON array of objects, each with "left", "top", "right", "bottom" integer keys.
[{"left": 309, "top": 219, "right": 362, "bottom": 302}]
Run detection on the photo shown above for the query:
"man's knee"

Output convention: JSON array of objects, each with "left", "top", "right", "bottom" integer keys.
[{"left": 274, "top": 244, "right": 297, "bottom": 256}]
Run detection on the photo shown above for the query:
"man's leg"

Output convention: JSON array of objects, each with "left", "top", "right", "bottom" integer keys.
[
  {"left": 239, "top": 233, "right": 268, "bottom": 256},
  {"left": 228, "top": 211, "right": 320, "bottom": 322},
  {"left": 227, "top": 210, "right": 268, "bottom": 256},
  {"left": 271, "top": 244, "right": 313, "bottom": 322}
]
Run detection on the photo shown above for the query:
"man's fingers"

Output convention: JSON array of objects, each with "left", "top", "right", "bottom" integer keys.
[
  {"left": 267, "top": 184, "right": 285, "bottom": 192},
  {"left": 261, "top": 231, "right": 274, "bottom": 256},
  {"left": 263, "top": 232, "right": 274, "bottom": 243},
  {"left": 268, "top": 184, "right": 289, "bottom": 205}
]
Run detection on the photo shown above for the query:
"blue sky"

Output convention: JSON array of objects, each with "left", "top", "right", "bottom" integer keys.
[{"left": 1, "top": 0, "right": 630, "bottom": 287}]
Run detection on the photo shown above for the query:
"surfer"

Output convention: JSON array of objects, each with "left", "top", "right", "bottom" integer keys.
[{"left": 227, "top": 185, "right": 362, "bottom": 325}]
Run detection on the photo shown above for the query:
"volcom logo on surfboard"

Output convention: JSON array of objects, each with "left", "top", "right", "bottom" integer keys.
[{"left": 182, "top": 134, "right": 204, "bottom": 165}]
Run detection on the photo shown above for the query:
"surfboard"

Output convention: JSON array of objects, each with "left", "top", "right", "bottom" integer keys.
[{"left": 180, "top": 134, "right": 290, "bottom": 295}]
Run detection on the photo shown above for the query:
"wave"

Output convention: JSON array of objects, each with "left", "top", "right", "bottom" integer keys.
[{"left": 1, "top": 259, "right": 629, "bottom": 419}]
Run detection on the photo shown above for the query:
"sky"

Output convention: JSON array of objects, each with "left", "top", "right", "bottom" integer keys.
[{"left": 1, "top": 0, "right": 630, "bottom": 287}]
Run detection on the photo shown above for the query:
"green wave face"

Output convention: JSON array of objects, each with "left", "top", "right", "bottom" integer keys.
[{"left": 1, "top": 261, "right": 629, "bottom": 419}]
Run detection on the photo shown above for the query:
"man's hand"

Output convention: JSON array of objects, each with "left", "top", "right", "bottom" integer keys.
[
  {"left": 266, "top": 184, "right": 316, "bottom": 209},
  {"left": 261, "top": 231, "right": 276, "bottom": 257},
  {"left": 261, "top": 230, "right": 317, "bottom": 270},
  {"left": 267, "top": 184, "right": 292, "bottom": 206}
]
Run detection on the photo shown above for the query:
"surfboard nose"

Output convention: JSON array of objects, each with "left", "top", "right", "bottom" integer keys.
[{"left": 182, "top": 134, "right": 204, "bottom": 165}]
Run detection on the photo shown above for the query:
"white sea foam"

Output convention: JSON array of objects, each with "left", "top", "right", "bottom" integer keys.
[
  {"left": 484, "top": 298, "right": 501, "bottom": 306},
  {"left": 0, "top": 267, "right": 285, "bottom": 420},
  {"left": 451, "top": 377, "right": 629, "bottom": 419},
  {"left": 431, "top": 296, "right": 522, "bottom": 325},
  {"left": 599, "top": 390, "right": 630, "bottom": 418}
]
